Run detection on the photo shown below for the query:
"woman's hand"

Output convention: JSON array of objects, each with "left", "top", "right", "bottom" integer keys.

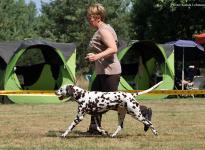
[{"left": 85, "top": 53, "right": 101, "bottom": 62}]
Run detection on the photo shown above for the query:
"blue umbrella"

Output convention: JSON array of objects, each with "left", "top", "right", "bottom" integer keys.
[{"left": 167, "top": 40, "right": 205, "bottom": 89}]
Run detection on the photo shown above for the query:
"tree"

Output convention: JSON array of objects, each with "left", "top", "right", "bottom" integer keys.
[
  {"left": 39, "top": 0, "right": 132, "bottom": 72},
  {"left": 0, "top": 0, "right": 39, "bottom": 41},
  {"left": 130, "top": 0, "right": 205, "bottom": 43}
]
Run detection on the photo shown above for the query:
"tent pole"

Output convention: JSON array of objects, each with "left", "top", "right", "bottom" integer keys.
[{"left": 182, "top": 48, "right": 185, "bottom": 90}]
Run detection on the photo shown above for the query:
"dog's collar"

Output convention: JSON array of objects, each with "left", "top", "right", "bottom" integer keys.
[{"left": 61, "top": 97, "right": 72, "bottom": 102}]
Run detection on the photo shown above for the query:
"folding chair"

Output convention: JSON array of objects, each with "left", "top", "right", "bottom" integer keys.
[{"left": 188, "top": 76, "right": 205, "bottom": 98}]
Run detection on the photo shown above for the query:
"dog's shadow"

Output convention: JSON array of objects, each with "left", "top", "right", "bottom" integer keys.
[
  {"left": 47, "top": 130, "right": 110, "bottom": 139},
  {"left": 46, "top": 130, "right": 135, "bottom": 139}
]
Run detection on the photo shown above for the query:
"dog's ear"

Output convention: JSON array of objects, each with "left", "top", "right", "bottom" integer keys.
[{"left": 66, "top": 85, "right": 75, "bottom": 96}]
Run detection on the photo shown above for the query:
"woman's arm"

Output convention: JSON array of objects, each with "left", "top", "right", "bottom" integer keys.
[{"left": 86, "top": 28, "right": 117, "bottom": 62}]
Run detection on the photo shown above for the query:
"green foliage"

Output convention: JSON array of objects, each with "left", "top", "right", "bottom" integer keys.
[
  {"left": 0, "top": 0, "right": 132, "bottom": 72},
  {"left": 130, "top": 0, "right": 205, "bottom": 42},
  {"left": 39, "top": 0, "right": 132, "bottom": 71},
  {"left": 0, "top": 0, "right": 39, "bottom": 41},
  {"left": 1, "top": 0, "right": 204, "bottom": 73}
]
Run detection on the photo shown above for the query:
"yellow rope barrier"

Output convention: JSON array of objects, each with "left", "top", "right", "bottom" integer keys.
[
  {"left": 0, "top": 89, "right": 205, "bottom": 96},
  {"left": 126, "top": 90, "right": 205, "bottom": 95},
  {"left": 0, "top": 90, "right": 55, "bottom": 96}
]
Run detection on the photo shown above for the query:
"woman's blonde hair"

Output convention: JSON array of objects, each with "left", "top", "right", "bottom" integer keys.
[{"left": 87, "top": 3, "right": 106, "bottom": 21}]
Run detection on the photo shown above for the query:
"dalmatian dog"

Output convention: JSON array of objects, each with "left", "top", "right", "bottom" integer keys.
[{"left": 55, "top": 81, "right": 162, "bottom": 137}]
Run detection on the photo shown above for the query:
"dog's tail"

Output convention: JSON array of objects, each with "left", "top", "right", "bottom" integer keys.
[{"left": 133, "top": 81, "right": 163, "bottom": 96}]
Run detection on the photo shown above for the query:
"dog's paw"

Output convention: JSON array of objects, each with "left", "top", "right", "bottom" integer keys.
[
  {"left": 101, "top": 130, "right": 109, "bottom": 136},
  {"left": 61, "top": 133, "right": 67, "bottom": 138},
  {"left": 104, "top": 131, "right": 109, "bottom": 135},
  {"left": 110, "top": 133, "right": 117, "bottom": 138},
  {"left": 154, "top": 130, "right": 158, "bottom": 136},
  {"left": 151, "top": 129, "right": 158, "bottom": 136}
]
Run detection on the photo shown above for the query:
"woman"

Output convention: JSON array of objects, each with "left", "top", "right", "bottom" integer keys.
[
  {"left": 86, "top": 3, "right": 121, "bottom": 133},
  {"left": 86, "top": 3, "right": 152, "bottom": 134}
]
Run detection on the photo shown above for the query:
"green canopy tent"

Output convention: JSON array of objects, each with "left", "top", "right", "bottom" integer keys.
[
  {"left": 0, "top": 39, "right": 76, "bottom": 104},
  {"left": 118, "top": 40, "right": 175, "bottom": 99},
  {"left": 88, "top": 40, "right": 174, "bottom": 100}
]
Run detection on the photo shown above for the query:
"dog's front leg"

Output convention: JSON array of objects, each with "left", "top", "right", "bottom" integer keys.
[
  {"left": 94, "top": 116, "right": 108, "bottom": 135},
  {"left": 61, "top": 113, "right": 85, "bottom": 137}
]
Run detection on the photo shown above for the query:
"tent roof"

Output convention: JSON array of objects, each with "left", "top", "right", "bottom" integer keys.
[
  {"left": 159, "top": 43, "right": 174, "bottom": 58},
  {"left": 0, "top": 39, "right": 76, "bottom": 63},
  {"left": 129, "top": 41, "right": 167, "bottom": 63}
]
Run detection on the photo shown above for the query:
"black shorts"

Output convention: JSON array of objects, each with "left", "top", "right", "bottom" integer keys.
[{"left": 91, "top": 74, "right": 120, "bottom": 92}]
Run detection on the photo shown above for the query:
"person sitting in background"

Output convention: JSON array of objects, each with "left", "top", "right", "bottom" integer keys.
[
  {"left": 182, "top": 65, "right": 200, "bottom": 89},
  {"left": 185, "top": 65, "right": 200, "bottom": 82}
]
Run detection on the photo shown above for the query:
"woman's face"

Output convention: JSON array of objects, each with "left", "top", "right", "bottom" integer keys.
[{"left": 87, "top": 15, "right": 100, "bottom": 28}]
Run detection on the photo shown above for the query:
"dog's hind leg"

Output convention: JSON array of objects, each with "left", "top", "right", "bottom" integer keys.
[
  {"left": 61, "top": 113, "right": 85, "bottom": 137},
  {"left": 111, "top": 107, "right": 126, "bottom": 137}
]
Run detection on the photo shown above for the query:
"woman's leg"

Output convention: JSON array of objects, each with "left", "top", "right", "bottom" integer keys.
[
  {"left": 88, "top": 74, "right": 120, "bottom": 134},
  {"left": 101, "top": 74, "right": 120, "bottom": 92},
  {"left": 88, "top": 75, "right": 102, "bottom": 133}
]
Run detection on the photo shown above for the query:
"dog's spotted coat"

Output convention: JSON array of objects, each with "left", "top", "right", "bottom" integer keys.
[{"left": 55, "top": 81, "right": 162, "bottom": 137}]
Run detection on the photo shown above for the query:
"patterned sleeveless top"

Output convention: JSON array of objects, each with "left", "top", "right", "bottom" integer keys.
[{"left": 88, "top": 24, "right": 121, "bottom": 75}]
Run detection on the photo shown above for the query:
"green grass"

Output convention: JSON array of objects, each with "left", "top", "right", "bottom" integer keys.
[{"left": 0, "top": 98, "right": 205, "bottom": 150}]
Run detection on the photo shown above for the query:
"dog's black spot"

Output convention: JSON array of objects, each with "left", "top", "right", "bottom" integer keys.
[
  {"left": 99, "top": 104, "right": 104, "bottom": 107},
  {"left": 124, "top": 102, "right": 127, "bottom": 108},
  {"left": 101, "top": 95, "right": 105, "bottom": 99},
  {"left": 74, "top": 119, "right": 78, "bottom": 124},
  {"left": 82, "top": 92, "right": 85, "bottom": 97},
  {"left": 75, "top": 92, "right": 82, "bottom": 99},
  {"left": 79, "top": 100, "right": 85, "bottom": 105},
  {"left": 122, "top": 94, "right": 127, "bottom": 98},
  {"left": 132, "top": 106, "right": 136, "bottom": 109},
  {"left": 110, "top": 100, "right": 119, "bottom": 103},
  {"left": 133, "top": 101, "right": 139, "bottom": 107},
  {"left": 120, "top": 122, "right": 124, "bottom": 128},
  {"left": 130, "top": 99, "right": 134, "bottom": 103}
]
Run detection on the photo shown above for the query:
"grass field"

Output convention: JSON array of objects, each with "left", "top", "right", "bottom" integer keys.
[{"left": 0, "top": 98, "right": 205, "bottom": 150}]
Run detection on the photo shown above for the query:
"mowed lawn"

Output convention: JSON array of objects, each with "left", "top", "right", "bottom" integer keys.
[{"left": 0, "top": 98, "right": 205, "bottom": 150}]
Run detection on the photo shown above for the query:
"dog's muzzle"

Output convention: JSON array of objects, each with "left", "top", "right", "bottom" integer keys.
[{"left": 55, "top": 91, "right": 65, "bottom": 100}]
